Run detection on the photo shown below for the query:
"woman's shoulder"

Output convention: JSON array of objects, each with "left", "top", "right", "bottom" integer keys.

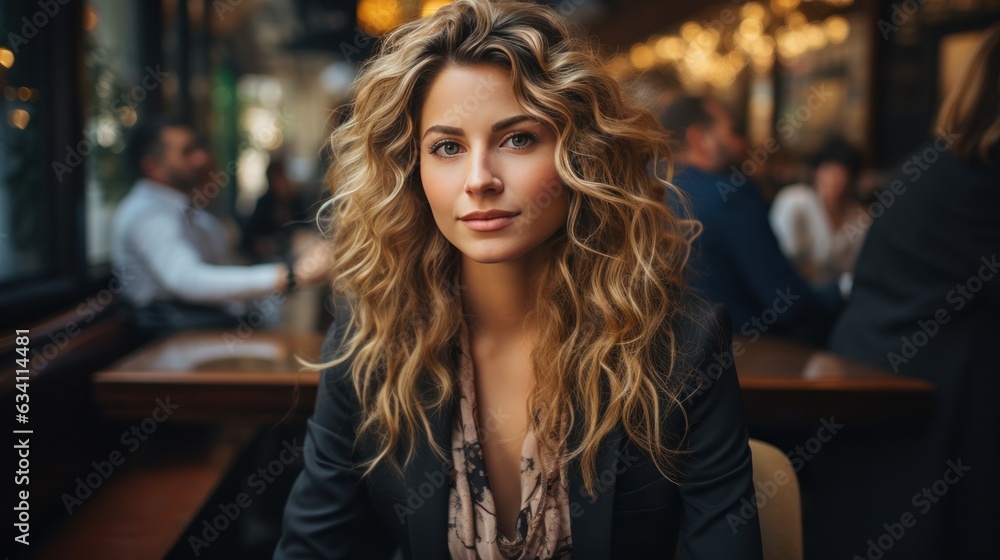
[
  {"left": 667, "top": 290, "right": 732, "bottom": 365},
  {"left": 314, "top": 302, "right": 363, "bottom": 409},
  {"left": 659, "top": 291, "right": 738, "bottom": 406}
]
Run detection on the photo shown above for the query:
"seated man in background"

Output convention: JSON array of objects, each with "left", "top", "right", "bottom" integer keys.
[
  {"left": 661, "top": 96, "right": 844, "bottom": 345},
  {"left": 112, "top": 116, "right": 327, "bottom": 339},
  {"left": 769, "top": 137, "right": 867, "bottom": 284}
]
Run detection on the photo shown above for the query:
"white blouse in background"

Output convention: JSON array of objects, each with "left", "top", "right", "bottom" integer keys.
[{"left": 768, "top": 183, "right": 867, "bottom": 285}]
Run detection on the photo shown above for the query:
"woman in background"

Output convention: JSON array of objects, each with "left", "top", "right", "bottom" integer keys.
[
  {"left": 769, "top": 137, "right": 867, "bottom": 284},
  {"left": 820, "top": 22, "right": 1000, "bottom": 560}
]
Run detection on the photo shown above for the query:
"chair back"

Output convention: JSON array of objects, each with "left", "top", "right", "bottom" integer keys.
[{"left": 748, "top": 438, "right": 804, "bottom": 560}]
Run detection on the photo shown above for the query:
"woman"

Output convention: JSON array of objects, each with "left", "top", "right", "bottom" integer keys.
[
  {"left": 276, "top": 1, "right": 762, "bottom": 559},
  {"left": 769, "top": 137, "right": 867, "bottom": 284},
  {"left": 818, "top": 22, "right": 1000, "bottom": 560}
]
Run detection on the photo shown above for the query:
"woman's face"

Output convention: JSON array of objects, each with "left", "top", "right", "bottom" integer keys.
[
  {"left": 814, "top": 162, "right": 851, "bottom": 207},
  {"left": 418, "top": 63, "right": 568, "bottom": 265}
]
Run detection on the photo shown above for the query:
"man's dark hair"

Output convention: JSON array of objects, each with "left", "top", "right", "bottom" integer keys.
[
  {"left": 812, "top": 137, "right": 863, "bottom": 180},
  {"left": 659, "top": 95, "right": 714, "bottom": 144},
  {"left": 265, "top": 157, "right": 286, "bottom": 183},
  {"left": 126, "top": 115, "right": 190, "bottom": 177}
]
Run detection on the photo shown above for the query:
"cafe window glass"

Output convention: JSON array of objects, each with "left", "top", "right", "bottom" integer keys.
[
  {"left": 0, "top": 4, "right": 53, "bottom": 283},
  {"left": 83, "top": 1, "right": 149, "bottom": 266}
]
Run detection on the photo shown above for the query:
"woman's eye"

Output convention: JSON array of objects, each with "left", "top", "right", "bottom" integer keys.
[
  {"left": 505, "top": 133, "right": 533, "bottom": 149},
  {"left": 431, "top": 141, "right": 461, "bottom": 156}
]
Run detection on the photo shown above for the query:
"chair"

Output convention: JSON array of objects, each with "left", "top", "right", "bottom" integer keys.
[
  {"left": 748, "top": 438, "right": 804, "bottom": 560},
  {"left": 673, "top": 438, "right": 803, "bottom": 560}
]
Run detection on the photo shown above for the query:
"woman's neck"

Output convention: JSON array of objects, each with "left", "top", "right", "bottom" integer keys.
[
  {"left": 459, "top": 254, "right": 541, "bottom": 336},
  {"left": 822, "top": 194, "right": 849, "bottom": 230}
]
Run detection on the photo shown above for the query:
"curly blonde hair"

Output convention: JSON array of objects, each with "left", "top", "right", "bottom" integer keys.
[{"left": 318, "top": 0, "right": 699, "bottom": 497}]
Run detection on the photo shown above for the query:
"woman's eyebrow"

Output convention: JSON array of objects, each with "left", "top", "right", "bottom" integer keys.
[
  {"left": 422, "top": 124, "right": 463, "bottom": 140},
  {"left": 421, "top": 115, "right": 538, "bottom": 140},
  {"left": 491, "top": 114, "right": 536, "bottom": 132}
]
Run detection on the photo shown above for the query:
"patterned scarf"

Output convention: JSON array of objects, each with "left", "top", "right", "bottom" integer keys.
[{"left": 446, "top": 315, "right": 573, "bottom": 559}]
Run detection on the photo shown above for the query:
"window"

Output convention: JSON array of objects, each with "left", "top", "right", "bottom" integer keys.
[
  {"left": 0, "top": 2, "right": 58, "bottom": 284},
  {"left": 0, "top": 0, "right": 103, "bottom": 327},
  {"left": 83, "top": 1, "right": 150, "bottom": 265}
]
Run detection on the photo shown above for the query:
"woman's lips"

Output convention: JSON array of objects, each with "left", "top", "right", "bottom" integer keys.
[{"left": 460, "top": 213, "right": 518, "bottom": 231}]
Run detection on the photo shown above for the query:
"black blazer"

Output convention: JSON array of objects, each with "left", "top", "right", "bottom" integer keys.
[{"left": 275, "top": 295, "right": 763, "bottom": 559}]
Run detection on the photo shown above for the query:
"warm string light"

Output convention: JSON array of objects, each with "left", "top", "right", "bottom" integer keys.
[
  {"left": 357, "top": 0, "right": 403, "bottom": 36},
  {"left": 357, "top": 0, "right": 455, "bottom": 36},
  {"left": 83, "top": 5, "right": 99, "bottom": 31},
  {"left": 619, "top": 0, "right": 852, "bottom": 87},
  {"left": 0, "top": 47, "right": 14, "bottom": 69},
  {"left": 3, "top": 84, "right": 40, "bottom": 130},
  {"left": 421, "top": 0, "right": 453, "bottom": 17},
  {"left": 8, "top": 109, "right": 30, "bottom": 130}
]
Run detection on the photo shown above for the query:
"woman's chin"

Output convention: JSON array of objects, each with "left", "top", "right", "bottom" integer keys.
[
  {"left": 455, "top": 243, "right": 532, "bottom": 265},
  {"left": 460, "top": 251, "right": 523, "bottom": 265}
]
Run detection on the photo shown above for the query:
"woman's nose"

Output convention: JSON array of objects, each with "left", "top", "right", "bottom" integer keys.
[{"left": 464, "top": 150, "right": 502, "bottom": 195}]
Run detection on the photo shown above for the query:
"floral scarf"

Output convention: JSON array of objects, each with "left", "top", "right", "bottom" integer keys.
[{"left": 446, "top": 315, "right": 573, "bottom": 559}]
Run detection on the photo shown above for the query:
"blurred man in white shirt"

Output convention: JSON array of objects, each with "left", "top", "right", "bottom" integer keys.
[{"left": 112, "top": 117, "right": 326, "bottom": 338}]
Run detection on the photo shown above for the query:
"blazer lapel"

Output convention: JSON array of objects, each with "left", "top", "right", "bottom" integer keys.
[
  {"left": 402, "top": 404, "right": 624, "bottom": 560},
  {"left": 400, "top": 366, "right": 625, "bottom": 560},
  {"left": 567, "top": 408, "right": 624, "bottom": 560},
  {"left": 404, "top": 393, "right": 454, "bottom": 560}
]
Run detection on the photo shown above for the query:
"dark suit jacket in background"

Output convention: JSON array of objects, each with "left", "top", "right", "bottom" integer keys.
[
  {"left": 275, "top": 295, "right": 763, "bottom": 559},
  {"left": 818, "top": 140, "right": 1000, "bottom": 560},
  {"left": 669, "top": 166, "right": 841, "bottom": 345}
]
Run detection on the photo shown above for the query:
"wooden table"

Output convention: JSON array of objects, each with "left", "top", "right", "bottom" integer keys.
[
  {"left": 93, "top": 331, "right": 935, "bottom": 429},
  {"left": 734, "top": 336, "right": 935, "bottom": 429},
  {"left": 93, "top": 331, "right": 324, "bottom": 424}
]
